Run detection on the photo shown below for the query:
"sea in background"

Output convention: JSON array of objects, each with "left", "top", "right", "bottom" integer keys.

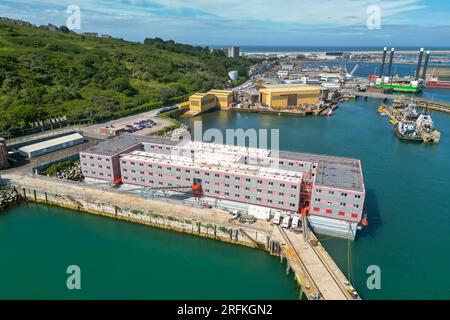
[
  {"left": 1, "top": 90, "right": 450, "bottom": 299},
  {"left": 236, "top": 46, "right": 450, "bottom": 53}
]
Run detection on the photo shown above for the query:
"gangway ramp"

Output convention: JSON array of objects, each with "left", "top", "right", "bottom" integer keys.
[{"left": 273, "top": 226, "right": 358, "bottom": 300}]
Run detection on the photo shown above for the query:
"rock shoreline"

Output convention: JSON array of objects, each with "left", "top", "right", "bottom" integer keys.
[
  {"left": 0, "top": 186, "right": 23, "bottom": 211},
  {"left": 54, "top": 164, "right": 84, "bottom": 181}
]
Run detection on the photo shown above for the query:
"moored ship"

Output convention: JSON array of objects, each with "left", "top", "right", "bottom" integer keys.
[
  {"left": 425, "top": 80, "right": 450, "bottom": 89},
  {"left": 416, "top": 113, "right": 435, "bottom": 132},
  {"left": 395, "top": 121, "right": 423, "bottom": 141},
  {"left": 371, "top": 47, "right": 430, "bottom": 93},
  {"left": 375, "top": 80, "right": 424, "bottom": 93}
]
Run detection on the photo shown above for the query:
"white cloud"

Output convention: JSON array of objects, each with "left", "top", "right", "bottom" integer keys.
[
  {"left": 7, "top": 0, "right": 425, "bottom": 26},
  {"left": 149, "top": 0, "right": 425, "bottom": 25}
]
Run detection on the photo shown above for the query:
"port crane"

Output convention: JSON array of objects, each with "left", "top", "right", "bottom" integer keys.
[{"left": 344, "top": 63, "right": 360, "bottom": 79}]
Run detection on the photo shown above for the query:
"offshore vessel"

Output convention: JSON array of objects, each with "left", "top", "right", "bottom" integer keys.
[
  {"left": 395, "top": 121, "right": 423, "bottom": 141},
  {"left": 385, "top": 100, "right": 440, "bottom": 143},
  {"left": 395, "top": 100, "right": 427, "bottom": 141},
  {"left": 425, "top": 76, "right": 450, "bottom": 89},
  {"left": 376, "top": 79, "right": 424, "bottom": 93},
  {"left": 426, "top": 80, "right": 450, "bottom": 89},
  {"left": 416, "top": 113, "right": 435, "bottom": 132},
  {"left": 370, "top": 47, "right": 430, "bottom": 93}
]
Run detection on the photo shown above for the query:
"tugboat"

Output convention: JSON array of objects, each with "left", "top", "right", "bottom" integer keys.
[
  {"left": 416, "top": 113, "right": 434, "bottom": 132},
  {"left": 404, "top": 100, "right": 420, "bottom": 119},
  {"left": 395, "top": 121, "right": 423, "bottom": 142},
  {"left": 415, "top": 111, "right": 440, "bottom": 143}
]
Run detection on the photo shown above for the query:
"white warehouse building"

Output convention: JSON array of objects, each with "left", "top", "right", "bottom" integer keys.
[{"left": 18, "top": 133, "right": 85, "bottom": 158}]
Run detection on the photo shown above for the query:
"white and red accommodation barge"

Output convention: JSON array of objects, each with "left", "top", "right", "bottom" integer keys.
[{"left": 80, "top": 135, "right": 366, "bottom": 239}]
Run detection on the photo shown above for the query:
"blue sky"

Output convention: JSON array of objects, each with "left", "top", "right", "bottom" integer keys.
[{"left": 1, "top": 0, "right": 449, "bottom": 46}]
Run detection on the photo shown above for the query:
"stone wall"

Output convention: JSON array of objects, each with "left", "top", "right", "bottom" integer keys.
[{"left": 19, "top": 186, "right": 270, "bottom": 250}]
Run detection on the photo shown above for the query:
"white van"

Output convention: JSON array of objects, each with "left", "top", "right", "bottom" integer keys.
[
  {"left": 291, "top": 216, "right": 300, "bottom": 229},
  {"left": 281, "top": 215, "right": 291, "bottom": 228},
  {"left": 273, "top": 211, "right": 281, "bottom": 225}
]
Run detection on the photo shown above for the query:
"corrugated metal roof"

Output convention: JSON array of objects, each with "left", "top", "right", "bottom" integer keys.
[
  {"left": 189, "top": 93, "right": 210, "bottom": 99},
  {"left": 260, "top": 84, "right": 321, "bottom": 94},
  {"left": 19, "top": 133, "right": 84, "bottom": 153},
  {"left": 278, "top": 151, "right": 363, "bottom": 192},
  {"left": 208, "top": 89, "right": 233, "bottom": 95},
  {"left": 82, "top": 134, "right": 179, "bottom": 156}
]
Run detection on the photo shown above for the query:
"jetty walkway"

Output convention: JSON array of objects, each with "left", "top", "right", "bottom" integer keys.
[
  {"left": 272, "top": 226, "right": 358, "bottom": 300},
  {"left": 353, "top": 92, "right": 450, "bottom": 113}
]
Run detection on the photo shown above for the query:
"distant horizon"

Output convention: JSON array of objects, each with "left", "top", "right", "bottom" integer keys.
[{"left": 209, "top": 45, "right": 450, "bottom": 50}]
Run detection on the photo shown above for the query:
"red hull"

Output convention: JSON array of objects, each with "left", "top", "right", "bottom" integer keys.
[{"left": 426, "top": 81, "right": 450, "bottom": 89}]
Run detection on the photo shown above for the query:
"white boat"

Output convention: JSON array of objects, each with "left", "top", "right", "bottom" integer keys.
[
  {"left": 416, "top": 114, "right": 434, "bottom": 132},
  {"left": 396, "top": 121, "right": 422, "bottom": 141},
  {"left": 398, "top": 121, "right": 416, "bottom": 134},
  {"left": 405, "top": 100, "right": 420, "bottom": 119}
]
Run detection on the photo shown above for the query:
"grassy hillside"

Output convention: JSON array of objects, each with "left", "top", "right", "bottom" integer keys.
[{"left": 0, "top": 19, "right": 253, "bottom": 133}]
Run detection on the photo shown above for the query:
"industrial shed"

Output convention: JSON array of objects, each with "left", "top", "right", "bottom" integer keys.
[
  {"left": 18, "top": 133, "right": 85, "bottom": 158},
  {"left": 259, "top": 84, "right": 321, "bottom": 108}
]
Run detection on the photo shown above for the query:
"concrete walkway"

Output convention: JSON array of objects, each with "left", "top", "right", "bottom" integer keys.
[{"left": 272, "top": 226, "right": 358, "bottom": 300}]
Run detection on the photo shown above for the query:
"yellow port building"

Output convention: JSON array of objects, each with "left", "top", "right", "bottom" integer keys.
[
  {"left": 189, "top": 93, "right": 218, "bottom": 113},
  {"left": 207, "top": 89, "right": 234, "bottom": 109},
  {"left": 189, "top": 89, "right": 234, "bottom": 113},
  {"left": 259, "top": 84, "right": 321, "bottom": 108}
]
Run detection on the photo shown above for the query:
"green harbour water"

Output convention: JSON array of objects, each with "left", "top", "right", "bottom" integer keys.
[
  {"left": 0, "top": 203, "right": 299, "bottom": 299},
  {"left": 1, "top": 91, "right": 450, "bottom": 299}
]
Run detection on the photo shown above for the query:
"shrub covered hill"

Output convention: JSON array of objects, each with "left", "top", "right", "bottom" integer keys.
[{"left": 0, "top": 18, "right": 254, "bottom": 132}]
